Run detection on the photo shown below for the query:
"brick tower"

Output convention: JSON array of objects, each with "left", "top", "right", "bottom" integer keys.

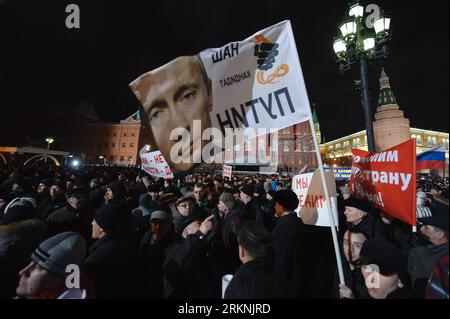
[{"left": 373, "top": 67, "right": 411, "bottom": 151}]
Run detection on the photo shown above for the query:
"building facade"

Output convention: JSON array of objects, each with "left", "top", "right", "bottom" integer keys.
[
  {"left": 320, "top": 128, "right": 449, "bottom": 167},
  {"left": 223, "top": 114, "right": 320, "bottom": 174},
  {"left": 79, "top": 112, "right": 144, "bottom": 165}
]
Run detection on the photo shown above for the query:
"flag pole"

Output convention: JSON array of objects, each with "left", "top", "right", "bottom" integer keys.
[
  {"left": 286, "top": 20, "right": 345, "bottom": 284},
  {"left": 308, "top": 117, "right": 345, "bottom": 285}
]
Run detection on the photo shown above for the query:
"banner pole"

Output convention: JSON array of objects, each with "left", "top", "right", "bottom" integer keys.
[
  {"left": 285, "top": 20, "right": 344, "bottom": 284},
  {"left": 307, "top": 118, "right": 345, "bottom": 285}
]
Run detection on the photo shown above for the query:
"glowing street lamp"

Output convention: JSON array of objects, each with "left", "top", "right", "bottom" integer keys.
[
  {"left": 45, "top": 137, "right": 54, "bottom": 162},
  {"left": 332, "top": 2, "right": 392, "bottom": 152}
]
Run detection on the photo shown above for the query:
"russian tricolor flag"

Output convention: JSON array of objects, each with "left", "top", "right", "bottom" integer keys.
[{"left": 416, "top": 145, "right": 446, "bottom": 170}]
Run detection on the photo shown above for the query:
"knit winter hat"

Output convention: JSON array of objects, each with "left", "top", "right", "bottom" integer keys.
[
  {"left": 241, "top": 184, "right": 255, "bottom": 197},
  {"left": 1, "top": 204, "right": 37, "bottom": 225},
  {"left": 344, "top": 197, "right": 371, "bottom": 213},
  {"left": 357, "top": 237, "right": 409, "bottom": 285},
  {"left": 31, "top": 231, "right": 87, "bottom": 279},
  {"left": 94, "top": 203, "right": 124, "bottom": 232}
]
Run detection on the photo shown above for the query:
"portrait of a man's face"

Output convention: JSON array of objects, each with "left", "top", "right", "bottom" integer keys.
[{"left": 130, "top": 56, "right": 212, "bottom": 173}]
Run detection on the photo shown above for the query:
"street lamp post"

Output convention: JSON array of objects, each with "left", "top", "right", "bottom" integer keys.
[
  {"left": 333, "top": 1, "right": 392, "bottom": 152},
  {"left": 45, "top": 137, "right": 54, "bottom": 163}
]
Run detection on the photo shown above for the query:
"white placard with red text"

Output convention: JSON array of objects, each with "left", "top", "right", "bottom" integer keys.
[
  {"left": 140, "top": 151, "right": 174, "bottom": 179},
  {"left": 292, "top": 171, "right": 339, "bottom": 227}
]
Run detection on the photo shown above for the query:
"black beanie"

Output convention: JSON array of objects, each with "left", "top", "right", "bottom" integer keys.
[
  {"left": 94, "top": 204, "right": 124, "bottom": 232},
  {"left": 273, "top": 190, "right": 299, "bottom": 211},
  {"left": 357, "top": 237, "right": 409, "bottom": 286},
  {"left": 344, "top": 197, "right": 371, "bottom": 213},
  {"left": 1, "top": 204, "right": 37, "bottom": 225},
  {"left": 241, "top": 184, "right": 255, "bottom": 197}
]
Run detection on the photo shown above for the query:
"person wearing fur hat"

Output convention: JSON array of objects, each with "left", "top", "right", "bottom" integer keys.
[
  {"left": 271, "top": 189, "right": 307, "bottom": 298},
  {"left": 0, "top": 204, "right": 47, "bottom": 298},
  {"left": 83, "top": 203, "right": 138, "bottom": 298},
  {"left": 137, "top": 204, "right": 179, "bottom": 298},
  {"left": 14, "top": 232, "right": 94, "bottom": 299},
  {"left": 239, "top": 183, "right": 264, "bottom": 224},
  {"left": 224, "top": 221, "right": 287, "bottom": 299},
  {"left": 344, "top": 197, "right": 384, "bottom": 239}
]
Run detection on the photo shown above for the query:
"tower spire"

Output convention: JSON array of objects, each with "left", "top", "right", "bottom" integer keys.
[{"left": 378, "top": 67, "right": 398, "bottom": 107}]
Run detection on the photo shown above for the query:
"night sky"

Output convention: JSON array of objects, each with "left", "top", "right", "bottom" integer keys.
[{"left": 0, "top": 0, "right": 448, "bottom": 142}]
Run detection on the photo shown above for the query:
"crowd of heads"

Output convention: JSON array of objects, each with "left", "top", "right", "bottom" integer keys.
[{"left": 0, "top": 160, "right": 448, "bottom": 299}]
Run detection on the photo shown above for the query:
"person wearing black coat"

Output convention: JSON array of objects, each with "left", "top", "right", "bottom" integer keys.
[
  {"left": 261, "top": 190, "right": 277, "bottom": 232},
  {"left": 40, "top": 182, "right": 67, "bottom": 221},
  {"left": 225, "top": 221, "right": 287, "bottom": 299},
  {"left": 344, "top": 197, "right": 385, "bottom": 239},
  {"left": 239, "top": 184, "right": 261, "bottom": 222},
  {"left": 271, "top": 190, "right": 307, "bottom": 298},
  {"left": 137, "top": 205, "right": 179, "bottom": 298},
  {"left": 216, "top": 192, "right": 242, "bottom": 276},
  {"left": 82, "top": 204, "right": 138, "bottom": 299},
  {"left": 163, "top": 214, "right": 220, "bottom": 299},
  {"left": 335, "top": 229, "right": 370, "bottom": 299},
  {"left": 88, "top": 178, "right": 105, "bottom": 210},
  {"left": 46, "top": 189, "right": 93, "bottom": 241},
  {"left": 340, "top": 237, "right": 412, "bottom": 299}
]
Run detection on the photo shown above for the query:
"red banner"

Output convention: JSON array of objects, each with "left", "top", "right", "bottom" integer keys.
[{"left": 350, "top": 139, "right": 416, "bottom": 226}]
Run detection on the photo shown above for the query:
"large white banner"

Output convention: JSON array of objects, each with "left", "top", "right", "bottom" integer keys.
[
  {"left": 130, "top": 20, "right": 312, "bottom": 175},
  {"left": 140, "top": 151, "right": 174, "bottom": 179},
  {"left": 292, "top": 171, "right": 339, "bottom": 227},
  {"left": 199, "top": 20, "right": 311, "bottom": 136}
]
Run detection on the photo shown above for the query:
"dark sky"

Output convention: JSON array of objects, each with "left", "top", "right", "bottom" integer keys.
[{"left": 0, "top": 0, "right": 448, "bottom": 142}]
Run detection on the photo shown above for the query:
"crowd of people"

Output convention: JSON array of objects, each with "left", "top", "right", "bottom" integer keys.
[{"left": 0, "top": 162, "right": 448, "bottom": 299}]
